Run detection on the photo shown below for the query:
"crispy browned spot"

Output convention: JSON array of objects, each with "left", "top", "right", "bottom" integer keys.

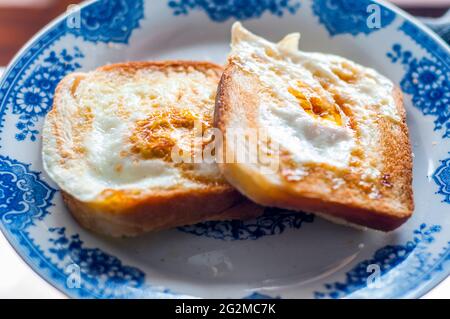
[
  {"left": 381, "top": 174, "right": 393, "bottom": 188},
  {"left": 70, "top": 76, "right": 82, "bottom": 96},
  {"left": 55, "top": 104, "right": 93, "bottom": 164},
  {"left": 115, "top": 163, "right": 123, "bottom": 173}
]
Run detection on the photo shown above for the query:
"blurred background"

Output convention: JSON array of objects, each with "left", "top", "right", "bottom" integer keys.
[{"left": 0, "top": 0, "right": 448, "bottom": 65}]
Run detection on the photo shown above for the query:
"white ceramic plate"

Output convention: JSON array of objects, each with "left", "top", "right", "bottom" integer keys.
[{"left": 0, "top": 0, "right": 449, "bottom": 299}]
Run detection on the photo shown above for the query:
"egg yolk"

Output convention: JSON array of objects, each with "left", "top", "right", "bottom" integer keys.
[
  {"left": 288, "top": 81, "right": 343, "bottom": 126},
  {"left": 130, "top": 108, "right": 211, "bottom": 161}
]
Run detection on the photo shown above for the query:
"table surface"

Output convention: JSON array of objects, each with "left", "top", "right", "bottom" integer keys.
[{"left": 0, "top": 2, "right": 449, "bottom": 295}]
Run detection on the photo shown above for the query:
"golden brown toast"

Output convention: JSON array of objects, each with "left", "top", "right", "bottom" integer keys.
[
  {"left": 214, "top": 23, "right": 414, "bottom": 231},
  {"left": 43, "top": 61, "right": 264, "bottom": 237}
]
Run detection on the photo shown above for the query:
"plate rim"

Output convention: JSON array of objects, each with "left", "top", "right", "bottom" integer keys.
[{"left": 0, "top": 0, "right": 448, "bottom": 299}]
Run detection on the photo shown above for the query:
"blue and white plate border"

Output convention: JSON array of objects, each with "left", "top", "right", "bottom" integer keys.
[
  {"left": 374, "top": 2, "right": 450, "bottom": 299},
  {"left": 327, "top": 0, "right": 450, "bottom": 299},
  {"left": 0, "top": 1, "right": 92, "bottom": 298},
  {"left": 0, "top": 0, "right": 448, "bottom": 299}
]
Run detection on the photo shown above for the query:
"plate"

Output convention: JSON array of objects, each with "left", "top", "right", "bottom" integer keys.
[{"left": 0, "top": 0, "right": 449, "bottom": 299}]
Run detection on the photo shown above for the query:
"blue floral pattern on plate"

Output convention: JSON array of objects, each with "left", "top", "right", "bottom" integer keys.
[
  {"left": 0, "top": 0, "right": 144, "bottom": 143},
  {"left": 48, "top": 227, "right": 146, "bottom": 298},
  {"left": 7, "top": 48, "right": 84, "bottom": 141},
  {"left": 178, "top": 208, "right": 314, "bottom": 240},
  {"left": 399, "top": 21, "right": 450, "bottom": 67},
  {"left": 391, "top": 22, "right": 450, "bottom": 208},
  {"left": 387, "top": 44, "right": 450, "bottom": 138},
  {"left": 314, "top": 224, "right": 443, "bottom": 299},
  {"left": 0, "top": 0, "right": 157, "bottom": 299},
  {"left": 67, "top": 0, "right": 144, "bottom": 44},
  {"left": 0, "top": 156, "right": 150, "bottom": 298},
  {"left": 433, "top": 157, "right": 450, "bottom": 204},
  {"left": 168, "top": 0, "right": 300, "bottom": 22},
  {"left": 312, "top": 0, "right": 396, "bottom": 36},
  {"left": 0, "top": 156, "right": 56, "bottom": 231}
]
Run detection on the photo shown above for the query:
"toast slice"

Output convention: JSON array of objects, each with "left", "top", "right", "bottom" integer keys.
[
  {"left": 43, "top": 61, "right": 264, "bottom": 237},
  {"left": 215, "top": 23, "right": 414, "bottom": 231}
]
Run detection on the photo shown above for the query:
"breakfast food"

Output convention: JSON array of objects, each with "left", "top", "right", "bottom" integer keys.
[
  {"left": 42, "top": 61, "right": 264, "bottom": 237},
  {"left": 215, "top": 23, "right": 414, "bottom": 231}
]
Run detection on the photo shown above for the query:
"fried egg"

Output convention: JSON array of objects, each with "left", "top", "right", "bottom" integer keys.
[
  {"left": 42, "top": 62, "right": 225, "bottom": 202},
  {"left": 229, "top": 22, "right": 400, "bottom": 183}
]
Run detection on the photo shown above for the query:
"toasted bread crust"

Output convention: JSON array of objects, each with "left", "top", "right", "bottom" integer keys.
[
  {"left": 45, "top": 61, "right": 264, "bottom": 237},
  {"left": 63, "top": 186, "right": 263, "bottom": 237},
  {"left": 215, "top": 64, "right": 414, "bottom": 231},
  {"left": 96, "top": 60, "right": 225, "bottom": 75}
]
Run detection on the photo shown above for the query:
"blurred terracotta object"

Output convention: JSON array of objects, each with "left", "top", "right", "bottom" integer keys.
[
  {"left": 0, "top": 0, "right": 82, "bottom": 65},
  {"left": 0, "top": 0, "right": 53, "bottom": 7}
]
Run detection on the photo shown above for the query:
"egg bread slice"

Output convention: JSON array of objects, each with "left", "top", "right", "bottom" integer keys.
[
  {"left": 215, "top": 23, "right": 413, "bottom": 231},
  {"left": 43, "top": 61, "right": 263, "bottom": 237}
]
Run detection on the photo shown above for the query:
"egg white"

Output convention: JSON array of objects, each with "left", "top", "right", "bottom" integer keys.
[
  {"left": 43, "top": 67, "right": 222, "bottom": 202},
  {"left": 230, "top": 23, "right": 400, "bottom": 180}
]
